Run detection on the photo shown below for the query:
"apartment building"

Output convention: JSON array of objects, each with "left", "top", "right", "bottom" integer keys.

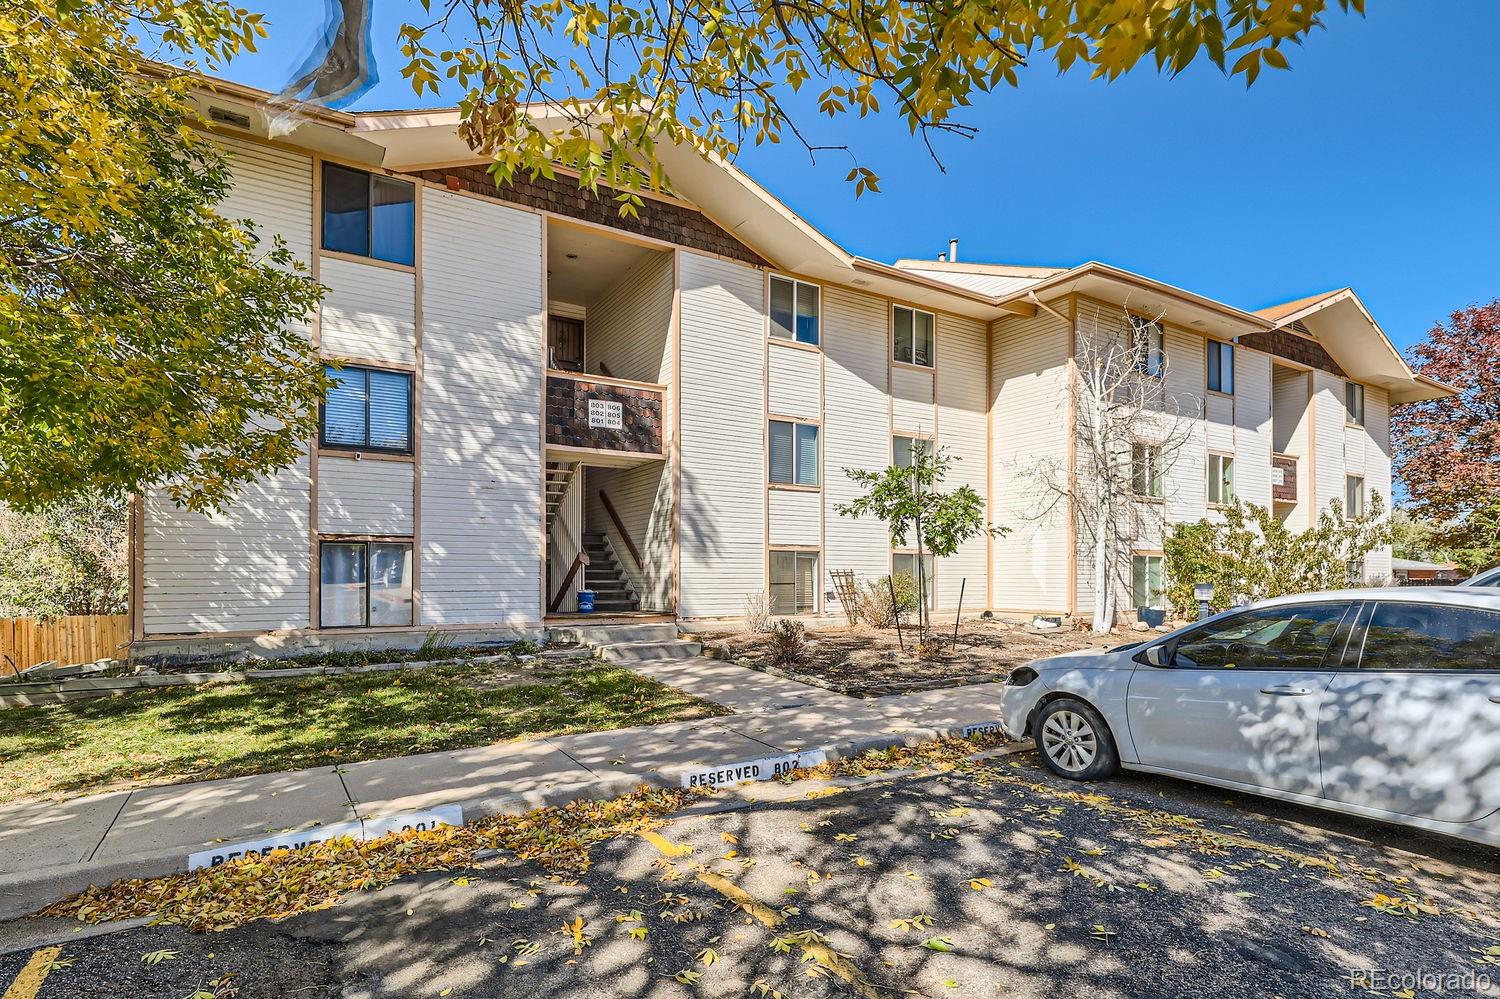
[{"left": 130, "top": 75, "right": 1453, "bottom": 658}]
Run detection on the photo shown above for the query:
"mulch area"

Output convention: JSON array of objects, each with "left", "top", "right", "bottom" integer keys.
[{"left": 698, "top": 619, "right": 1132, "bottom": 697}]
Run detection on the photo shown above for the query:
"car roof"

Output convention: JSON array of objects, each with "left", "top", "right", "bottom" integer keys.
[{"left": 1252, "top": 587, "right": 1500, "bottom": 610}]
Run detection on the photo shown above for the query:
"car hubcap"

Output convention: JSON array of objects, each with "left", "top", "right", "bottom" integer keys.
[{"left": 1041, "top": 709, "right": 1097, "bottom": 772}]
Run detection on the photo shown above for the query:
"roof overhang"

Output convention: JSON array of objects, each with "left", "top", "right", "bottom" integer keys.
[{"left": 1257, "top": 289, "right": 1455, "bottom": 404}]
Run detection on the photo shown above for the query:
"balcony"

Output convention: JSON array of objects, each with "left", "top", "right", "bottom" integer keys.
[
  {"left": 545, "top": 370, "right": 665, "bottom": 459},
  {"left": 1272, "top": 453, "right": 1298, "bottom": 503}
]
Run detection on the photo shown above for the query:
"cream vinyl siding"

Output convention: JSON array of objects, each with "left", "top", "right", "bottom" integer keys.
[
  {"left": 317, "top": 456, "right": 415, "bottom": 536},
  {"left": 1311, "top": 370, "right": 1348, "bottom": 518},
  {"left": 891, "top": 365, "right": 935, "bottom": 433},
  {"left": 418, "top": 189, "right": 544, "bottom": 625},
  {"left": 822, "top": 287, "right": 892, "bottom": 608},
  {"left": 1162, "top": 327, "right": 1207, "bottom": 528},
  {"left": 769, "top": 489, "right": 820, "bottom": 547},
  {"left": 1271, "top": 365, "right": 1312, "bottom": 526},
  {"left": 142, "top": 137, "right": 315, "bottom": 635},
  {"left": 1232, "top": 348, "right": 1273, "bottom": 509},
  {"left": 318, "top": 256, "right": 417, "bottom": 364},
  {"left": 768, "top": 342, "right": 821, "bottom": 421},
  {"left": 935, "top": 314, "right": 988, "bottom": 610},
  {"left": 586, "top": 462, "right": 673, "bottom": 611},
  {"left": 990, "top": 307, "right": 1071, "bottom": 612},
  {"left": 1363, "top": 385, "right": 1393, "bottom": 579},
  {"left": 213, "top": 134, "right": 313, "bottom": 266},
  {"left": 585, "top": 250, "right": 673, "bottom": 384},
  {"left": 678, "top": 251, "right": 767, "bottom": 618}
]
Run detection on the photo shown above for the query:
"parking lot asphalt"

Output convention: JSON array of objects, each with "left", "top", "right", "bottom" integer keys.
[{"left": 4, "top": 751, "right": 1498, "bottom": 998}]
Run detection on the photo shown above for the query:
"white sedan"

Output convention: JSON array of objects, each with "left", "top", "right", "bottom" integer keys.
[{"left": 998, "top": 587, "right": 1500, "bottom": 847}]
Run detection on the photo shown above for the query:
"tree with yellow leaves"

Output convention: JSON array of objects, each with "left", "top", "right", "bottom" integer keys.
[{"left": 1, "top": 1, "right": 326, "bottom": 513}]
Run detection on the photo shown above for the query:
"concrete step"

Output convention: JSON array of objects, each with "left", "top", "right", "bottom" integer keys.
[
  {"left": 599, "top": 640, "right": 703, "bottom": 665},
  {"left": 547, "top": 622, "right": 678, "bottom": 646}
]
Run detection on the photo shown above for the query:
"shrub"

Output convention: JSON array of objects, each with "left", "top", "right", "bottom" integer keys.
[
  {"left": 854, "top": 572, "right": 919, "bottom": 629},
  {"left": 744, "top": 590, "right": 774, "bottom": 634},
  {"left": 768, "top": 619, "right": 807, "bottom": 666}
]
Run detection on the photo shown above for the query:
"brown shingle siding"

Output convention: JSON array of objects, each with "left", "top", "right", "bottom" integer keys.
[
  {"left": 1238, "top": 328, "right": 1347, "bottom": 379},
  {"left": 421, "top": 166, "right": 769, "bottom": 267}
]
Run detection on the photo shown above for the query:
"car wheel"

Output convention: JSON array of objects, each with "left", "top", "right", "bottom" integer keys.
[{"left": 1034, "top": 698, "right": 1119, "bottom": 781}]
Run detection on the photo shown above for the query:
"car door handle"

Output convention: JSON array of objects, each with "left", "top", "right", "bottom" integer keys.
[
  {"left": 1260, "top": 685, "right": 1313, "bottom": 696},
  {"left": 1490, "top": 695, "right": 1500, "bottom": 704}
]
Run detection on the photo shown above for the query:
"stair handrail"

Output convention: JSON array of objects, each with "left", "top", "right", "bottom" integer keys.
[
  {"left": 549, "top": 550, "right": 591, "bottom": 613},
  {"left": 598, "top": 490, "right": 643, "bottom": 570}
]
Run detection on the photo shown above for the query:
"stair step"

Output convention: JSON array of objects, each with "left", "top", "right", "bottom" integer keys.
[
  {"left": 599, "top": 640, "right": 702, "bottom": 664},
  {"left": 548, "top": 623, "right": 679, "bottom": 645}
]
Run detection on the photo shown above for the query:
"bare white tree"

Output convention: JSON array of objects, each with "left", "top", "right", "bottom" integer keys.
[{"left": 1021, "top": 302, "right": 1197, "bottom": 633}]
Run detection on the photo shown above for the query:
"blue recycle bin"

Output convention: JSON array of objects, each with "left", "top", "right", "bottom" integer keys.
[{"left": 577, "top": 590, "right": 596, "bottom": 613}]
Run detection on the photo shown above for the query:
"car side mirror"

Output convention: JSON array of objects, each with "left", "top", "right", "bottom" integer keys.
[{"left": 1142, "top": 644, "right": 1171, "bottom": 668}]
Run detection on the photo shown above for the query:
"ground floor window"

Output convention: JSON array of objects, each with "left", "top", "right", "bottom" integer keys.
[
  {"left": 1132, "top": 554, "right": 1166, "bottom": 612},
  {"left": 769, "top": 549, "right": 819, "bottom": 615},
  {"left": 892, "top": 551, "right": 935, "bottom": 608},
  {"left": 320, "top": 539, "right": 414, "bottom": 627}
]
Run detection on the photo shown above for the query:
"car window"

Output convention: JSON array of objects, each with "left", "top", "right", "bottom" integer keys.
[
  {"left": 1171, "top": 603, "right": 1350, "bottom": 671},
  {"left": 1360, "top": 602, "right": 1500, "bottom": 671}
]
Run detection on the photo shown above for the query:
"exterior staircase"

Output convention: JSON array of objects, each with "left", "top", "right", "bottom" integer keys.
[
  {"left": 544, "top": 462, "right": 578, "bottom": 531},
  {"left": 583, "top": 532, "right": 639, "bottom": 613}
]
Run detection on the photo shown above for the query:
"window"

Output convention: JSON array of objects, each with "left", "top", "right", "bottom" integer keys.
[
  {"left": 320, "top": 540, "right": 413, "bottom": 627},
  {"left": 769, "top": 550, "right": 819, "bottom": 615},
  {"left": 321, "top": 366, "right": 413, "bottom": 453},
  {"left": 1345, "top": 381, "right": 1365, "bottom": 426},
  {"left": 893, "top": 552, "right": 935, "bottom": 609},
  {"left": 1131, "top": 554, "right": 1166, "bottom": 611},
  {"left": 769, "top": 420, "right": 819, "bottom": 486},
  {"left": 1207, "top": 340, "right": 1235, "bottom": 394},
  {"left": 1131, "top": 316, "right": 1165, "bottom": 378},
  {"left": 893, "top": 306, "right": 935, "bottom": 367},
  {"left": 1132, "top": 442, "right": 1164, "bottom": 499},
  {"left": 1170, "top": 602, "right": 1351, "bottom": 671},
  {"left": 1359, "top": 602, "right": 1500, "bottom": 671},
  {"left": 321, "top": 163, "right": 415, "bottom": 265},
  {"left": 893, "top": 435, "right": 930, "bottom": 470},
  {"left": 770, "top": 277, "right": 820, "bottom": 346},
  {"left": 1346, "top": 560, "right": 1366, "bottom": 587},
  {"left": 1208, "top": 453, "right": 1236, "bottom": 506},
  {"left": 1345, "top": 475, "right": 1365, "bottom": 517}
]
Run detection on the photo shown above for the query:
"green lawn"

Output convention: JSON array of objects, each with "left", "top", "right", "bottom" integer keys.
[{"left": 0, "top": 664, "right": 728, "bottom": 802}]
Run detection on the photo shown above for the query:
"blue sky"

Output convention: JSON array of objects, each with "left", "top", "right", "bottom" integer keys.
[{"left": 196, "top": 1, "right": 1499, "bottom": 352}]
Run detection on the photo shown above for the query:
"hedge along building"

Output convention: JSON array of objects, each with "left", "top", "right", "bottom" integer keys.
[{"left": 129, "top": 73, "right": 1455, "bottom": 660}]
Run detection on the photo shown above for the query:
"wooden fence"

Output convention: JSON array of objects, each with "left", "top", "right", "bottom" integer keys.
[{"left": 0, "top": 615, "right": 131, "bottom": 675}]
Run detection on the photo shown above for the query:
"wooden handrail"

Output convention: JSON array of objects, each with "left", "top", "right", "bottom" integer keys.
[
  {"left": 545, "top": 367, "right": 666, "bottom": 394},
  {"left": 598, "top": 490, "right": 643, "bottom": 569},
  {"left": 549, "top": 551, "right": 591, "bottom": 613}
]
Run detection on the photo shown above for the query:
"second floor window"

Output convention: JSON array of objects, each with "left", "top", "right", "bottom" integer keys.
[
  {"left": 1207, "top": 340, "right": 1235, "bottom": 394},
  {"left": 770, "top": 276, "right": 820, "bottom": 345},
  {"left": 1208, "top": 453, "right": 1236, "bottom": 505},
  {"left": 1132, "top": 442, "right": 1164, "bottom": 499},
  {"left": 769, "top": 420, "right": 819, "bottom": 486},
  {"left": 1345, "top": 381, "right": 1365, "bottom": 426},
  {"left": 1131, "top": 316, "right": 1165, "bottom": 378},
  {"left": 322, "top": 365, "right": 413, "bottom": 453},
  {"left": 894, "top": 306, "right": 935, "bottom": 367},
  {"left": 322, "top": 163, "right": 416, "bottom": 266},
  {"left": 1346, "top": 474, "right": 1366, "bottom": 517}
]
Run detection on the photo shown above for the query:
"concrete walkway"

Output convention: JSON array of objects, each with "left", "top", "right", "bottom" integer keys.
[{"left": 0, "top": 655, "right": 1012, "bottom": 920}]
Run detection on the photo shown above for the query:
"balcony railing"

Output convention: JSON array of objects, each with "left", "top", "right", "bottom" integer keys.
[
  {"left": 545, "top": 370, "right": 665, "bottom": 456},
  {"left": 1271, "top": 453, "right": 1298, "bottom": 503}
]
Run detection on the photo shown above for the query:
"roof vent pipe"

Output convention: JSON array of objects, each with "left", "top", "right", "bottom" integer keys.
[
  {"left": 948, "top": 237, "right": 958, "bottom": 262},
  {"left": 937, "top": 252, "right": 947, "bottom": 262}
]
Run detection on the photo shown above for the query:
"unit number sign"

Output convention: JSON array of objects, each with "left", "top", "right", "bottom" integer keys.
[{"left": 588, "top": 399, "right": 624, "bottom": 430}]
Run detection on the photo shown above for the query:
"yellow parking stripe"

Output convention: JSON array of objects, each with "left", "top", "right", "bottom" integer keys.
[
  {"left": 638, "top": 831, "right": 891, "bottom": 998},
  {"left": 3, "top": 946, "right": 61, "bottom": 999}
]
